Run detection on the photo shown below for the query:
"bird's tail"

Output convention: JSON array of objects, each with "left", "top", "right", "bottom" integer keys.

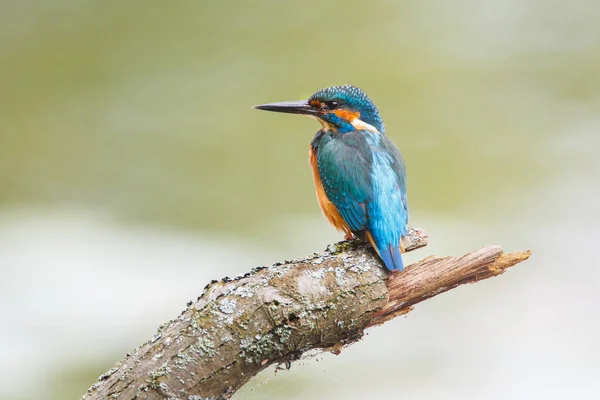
[
  {"left": 380, "top": 244, "right": 404, "bottom": 272},
  {"left": 366, "top": 232, "right": 404, "bottom": 271}
]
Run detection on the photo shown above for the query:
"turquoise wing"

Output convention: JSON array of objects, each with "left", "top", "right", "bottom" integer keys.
[
  {"left": 316, "top": 131, "right": 373, "bottom": 233},
  {"left": 317, "top": 130, "right": 408, "bottom": 271}
]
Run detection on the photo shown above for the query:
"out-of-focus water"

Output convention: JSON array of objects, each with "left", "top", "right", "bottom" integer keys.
[{"left": 1, "top": 1, "right": 599, "bottom": 399}]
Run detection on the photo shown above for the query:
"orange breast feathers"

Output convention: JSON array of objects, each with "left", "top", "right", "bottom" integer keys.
[{"left": 308, "top": 148, "right": 353, "bottom": 239}]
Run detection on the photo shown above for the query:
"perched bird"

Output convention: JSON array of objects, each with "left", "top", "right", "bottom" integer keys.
[{"left": 254, "top": 85, "right": 408, "bottom": 271}]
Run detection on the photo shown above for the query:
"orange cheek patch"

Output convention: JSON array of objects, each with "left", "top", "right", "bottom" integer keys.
[
  {"left": 333, "top": 109, "right": 360, "bottom": 122},
  {"left": 310, "top": 100, "right": 322, "bottom": 107}
]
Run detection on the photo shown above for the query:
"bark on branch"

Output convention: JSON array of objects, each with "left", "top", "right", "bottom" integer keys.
[{"left": 82, "top": 227, "right": 530, "bottom": 400}]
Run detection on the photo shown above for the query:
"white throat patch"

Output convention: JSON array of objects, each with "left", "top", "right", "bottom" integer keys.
[
  {"left": 307, "top": 115, "right": 380, "bottom": 133},
  {"left": 307, "top": 115, "right": 335, "bottom": 131}
]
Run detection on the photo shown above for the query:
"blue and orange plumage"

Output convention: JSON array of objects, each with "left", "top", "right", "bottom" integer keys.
[{"left": 254, "top": 85, "right": 408, "bottom": 271}]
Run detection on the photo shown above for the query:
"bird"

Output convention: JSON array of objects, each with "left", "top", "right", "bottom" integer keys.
[{"left": 254, "top": 85, "right": 408, "bottom": 271}]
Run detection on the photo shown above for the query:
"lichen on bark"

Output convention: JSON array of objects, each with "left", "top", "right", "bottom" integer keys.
[{"left": 82, "top": 227, "right": 529, "bottom": 400}]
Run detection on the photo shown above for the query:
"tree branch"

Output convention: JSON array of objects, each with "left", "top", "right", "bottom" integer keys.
[{"left": 82, "top": 227, "right": 530, "bottom": 400}]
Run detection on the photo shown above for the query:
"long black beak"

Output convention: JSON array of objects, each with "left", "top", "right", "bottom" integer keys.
[{"left": 253, "top": 100, "right": 318, "bottom": 116}]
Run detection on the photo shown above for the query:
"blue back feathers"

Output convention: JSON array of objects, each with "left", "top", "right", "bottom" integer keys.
[{"left": 309, "top": 85, "right": 408, "bottom": 271}]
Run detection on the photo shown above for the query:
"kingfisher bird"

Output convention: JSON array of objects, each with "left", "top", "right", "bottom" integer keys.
[{"left": 254, "top": 85, "right": 408, "bottom": 271}]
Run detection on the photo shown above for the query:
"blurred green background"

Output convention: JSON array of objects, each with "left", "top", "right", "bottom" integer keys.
[{"left": 1, "top": 1, "right": 599, "bottom": 399}]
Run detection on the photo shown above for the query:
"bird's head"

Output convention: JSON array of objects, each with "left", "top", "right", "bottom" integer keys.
[{"left": 254, "top": 85, "right": 384, "bottom": 134}]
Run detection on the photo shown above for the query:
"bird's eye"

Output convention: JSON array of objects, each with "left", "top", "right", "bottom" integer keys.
[{"left": 327, "top": 101, "right": 339, "bottom": 109}]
